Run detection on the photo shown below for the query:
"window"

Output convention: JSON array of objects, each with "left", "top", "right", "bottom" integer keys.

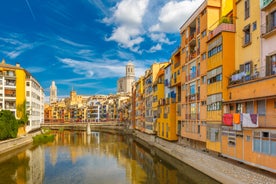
[
  {"left": 208, "top": 45, "right": 222, "bottom": 58},
  {"left": 201, "top": 76, "right": 206, "bottom": 84},
  {"left": 245, "top": 0, "right": 250, "bottom": 19},
  {"left": 236, "top": 103, "right": 242, "bottom": 113},
  {"left": 26, "top": 82, "right": 30, "bottom": 86},
  {"left": 243, "top": 24, "right": 251, "bottom": 46},
  {"left": 246, "top": 101, "right": 254, "bottom": 113},
  {"left": 252, "top": 21, "right": 257, "bottom": 31},
  {"left": 190, "top": 83, "right": 196, "bottom": 95},
  {"left": 253, "top": 131, "right": 276, "bottom": 155},
  {"left": 257, "top": 100, "right": 266, "bottom": 115},
  {"left": 266, "top": 54, "right": 276, "bottom": 76},
  {"left": 266, "top": 10, "right": 276, "bottom": 33},
  {"left": 207, "top": 127, "right": 220, "bottom": 142},
  {"left": 201, "top": 52, "right": 206, "bottom": 60},
  {"left": 201, "top": 30, "right": 206, "bottom": 38}
]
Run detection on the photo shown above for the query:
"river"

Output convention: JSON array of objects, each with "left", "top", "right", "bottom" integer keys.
[{"left": 0, "top": 131, "right": 220, "bottom": 184}]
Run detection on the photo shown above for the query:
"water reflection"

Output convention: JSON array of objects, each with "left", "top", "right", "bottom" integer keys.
[{"left": 0, "top": 131, "right": 219, "bottom": 184}]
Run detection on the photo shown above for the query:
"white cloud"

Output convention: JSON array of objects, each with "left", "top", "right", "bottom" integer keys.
[
  {"left": 57, "top": 57, "right": 148, "bottom": 80},
  {"left": 26, "top": 67, "right": 46, "bottom": 73},
  {"left": 149, "top": 33, "right": 175, "bottom": 45},
  {"left": 106, "top": 26, "right": 144, "bottom": 49},
  {"left": 149, "top": 0, "right": 204, "bottom": 33},
  {"left": 58, "top": 37, "right": 87, "bottom": 47},
  {"left": 148, "top": 43, "right": 162, "bottom": 53},
  {"left": 104, "top": 0, "right": 149, "bottom": 52}
]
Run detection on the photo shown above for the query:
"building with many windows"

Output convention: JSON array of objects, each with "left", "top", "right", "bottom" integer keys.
[
  {"left": 0, "top": 59, "right": 44, "bottom": 132},
  {"left": 221, "top": 0, "right": 276, "bottom": 173},
  {"left": 179, "top": 0, "right": 221, "bottom": 149}
]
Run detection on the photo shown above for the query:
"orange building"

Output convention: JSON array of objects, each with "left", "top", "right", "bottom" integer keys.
[
  {"left": 221, "top": 0, "right": 276, "bottom": 173},
  {"left": 206, "top": 16, "right": 236, "bottom": 153},
  {"left": 179, "top": 0, "right": 221, "bottom": 149}
]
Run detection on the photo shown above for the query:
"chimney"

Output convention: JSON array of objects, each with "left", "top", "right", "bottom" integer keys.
[{"left": 16, "top": 63, "right": 20, "bottom": 67}]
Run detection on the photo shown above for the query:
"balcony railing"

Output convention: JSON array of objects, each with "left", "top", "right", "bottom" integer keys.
[
  {"left": 208, "top": 21, "right": 235, "bottom": 41},
  {"left": 229, "top": 70, "right": 260, "bottom": 85}
]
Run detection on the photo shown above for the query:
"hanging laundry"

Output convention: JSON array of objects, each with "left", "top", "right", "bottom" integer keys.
[
  {"left": 223, "top": 114, "right": 233, "bottom": 126},
  {"left": 250, "top": 114, "right": 258, "bottom": 125},
  {"left": 242, "top": 113, "right": 258, "bottom": 127},
  {"left": 233, "top": 113, "right": 240, "bottom": 124}
]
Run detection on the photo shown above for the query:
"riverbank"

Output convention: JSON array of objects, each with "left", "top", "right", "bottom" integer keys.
[
  {"left": 0, "top": 131, "right": 40, "bottom": 156},
  {"left": 133, "top": 130, "right": 276, "bottom": 184}
]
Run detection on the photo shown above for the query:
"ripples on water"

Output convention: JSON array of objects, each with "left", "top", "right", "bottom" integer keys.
[{"left": 0, "top": 131, "right": 219, "bottom": 184}]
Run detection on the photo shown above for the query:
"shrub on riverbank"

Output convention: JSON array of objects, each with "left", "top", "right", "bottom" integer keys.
[
  {"left": 0, "top": 110, "right": 18, "bottom": 140},
  {"left": 33, "top": 133, "right": 55, "bottom": 145}
]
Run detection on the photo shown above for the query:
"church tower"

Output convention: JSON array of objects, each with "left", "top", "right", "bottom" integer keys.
[
  {"left": 117, "top": 61, "right": 136, "bottom": 94},
  {"left": 126, "top": 61, "right": 135, "bottom": 77},
  {"left": 50, "top": 81, "right": 57, "bottom": 104}
]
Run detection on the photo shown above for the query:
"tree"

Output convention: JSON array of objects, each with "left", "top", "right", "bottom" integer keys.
[
  {"left": 0, "top": 110, "right": 18, "bottom": 140},
  {"left": 16, "top": 101, "right": 29, "bottom": 125}
]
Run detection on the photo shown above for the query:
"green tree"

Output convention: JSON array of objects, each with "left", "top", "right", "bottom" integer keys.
[
  {"left": 16, "top": 101, "right": 29, "bottom": 125},
  {"left": 0, "top": 110, "right": 18, "bottom": 140}
]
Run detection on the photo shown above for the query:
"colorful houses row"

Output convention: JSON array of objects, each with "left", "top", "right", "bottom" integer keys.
[
  {"left": 131, "top": 0, "right": 276, "bottom": 173},
  {"left": 44, "top": 90, "right": 132, "bottom": 124}
]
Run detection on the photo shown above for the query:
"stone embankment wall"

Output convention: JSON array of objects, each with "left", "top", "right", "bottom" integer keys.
[
  {"left": 134, "top": 130, "right": 276, "bottom": 184},
  {"left": 0, "top": 132, "right": 40, "bottom": 156}
]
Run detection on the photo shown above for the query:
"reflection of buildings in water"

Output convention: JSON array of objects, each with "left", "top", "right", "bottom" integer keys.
[
  {"left": 50, "top": 145, "right": 58, "bottom": 166},
  {"left": 155, "top": 161, "right": 177, "bottom": 184},
  {"left": 26, "top": 146, "right": 45, "bottom": 184},
  {"left": 91, "top": 131, "right": 100, "bottom": 144},
  {"left": 14, "top": 146, "right": 45, "bottom": 184},
  {"left": 132, "top": 142, "right": 178, "bottom": 184}
]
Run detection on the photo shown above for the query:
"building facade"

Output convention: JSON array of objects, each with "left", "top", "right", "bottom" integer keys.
[{"left": 0, "top": 59, "right": 44, "bottom": 132}]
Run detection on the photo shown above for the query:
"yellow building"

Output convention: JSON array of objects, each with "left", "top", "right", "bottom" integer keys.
[
  {"left": 134, "top": 76, "right": 145, "bottom": 131},
  {"left": 153, "top": 67, "right": 166, "bottom": 138},
  {"left": 179, "top": 0, "right": 221, "bottom": 149},
  {"left": 158, "top": 63, "right": 178, "bottom": 141},
  {"left": 206, "top": 14, "right": 236, "bottom": 152},
  {"left": 144, "top": 62, "right": 168, "bottom": 134},
  {"left": 170, "top": 48, "right": 182, "bottom": 138}
]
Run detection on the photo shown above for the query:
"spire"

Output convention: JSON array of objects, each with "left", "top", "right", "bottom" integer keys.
[{"left": 1, "top": 58, "right": 6, "bottom": 64}]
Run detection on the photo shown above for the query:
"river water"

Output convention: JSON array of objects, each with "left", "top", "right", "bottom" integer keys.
[{"left": 0, "top": 131, "right": 219, "bottom": 184}]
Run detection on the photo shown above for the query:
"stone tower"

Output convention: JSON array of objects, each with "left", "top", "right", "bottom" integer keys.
[
  {"left": 117, "top": 61, "right": 136, "bottom": 93},
  {"left": 126, "top": 61, "right": 135, "bottom": 77},
  {"left": 50, "top": 81, "right": 57, "bottom": 104}
]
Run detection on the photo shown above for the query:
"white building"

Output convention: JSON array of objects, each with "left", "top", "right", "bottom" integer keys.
[
  {"left": 25, "top": 74, "right": 44, "bottom": 132},
  {"left": 117, "top": 62, "right": 135, "bottom": 94}
]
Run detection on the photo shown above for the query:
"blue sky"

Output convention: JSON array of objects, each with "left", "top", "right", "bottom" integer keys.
[{"left": 0, "top": 0, "right": 203, "bottom": 100}]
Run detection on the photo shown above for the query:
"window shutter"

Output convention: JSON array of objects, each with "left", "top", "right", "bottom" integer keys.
[
  {"left": 266, "top": 56, "right": 272, "bottom": 76},
  {"left": 266, "top": 15, "right": 269, "bottom": 33}
]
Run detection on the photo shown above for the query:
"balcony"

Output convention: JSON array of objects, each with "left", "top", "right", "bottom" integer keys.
[
  {"left": 261, "top": 23, "right": 276, "bottom": 39},
  {"left": 229, "top": 69, "right": 260, "bottom": 85},
  {"left": 174, "top": 60, "right": 181, "bottom": 68},
  {"left": 208, "top": 21, "right": 235, "bottom": 41},
  {"left": 186, "top": 93, "right": 200, "bottom": 102}
]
